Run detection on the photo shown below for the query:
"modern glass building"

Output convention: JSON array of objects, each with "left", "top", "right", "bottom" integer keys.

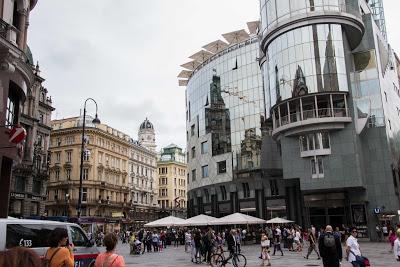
[
  {"left": 180, "top": 0, "right": 400, "bottom": 239},
  {"left": 179, "top": 23, "right": 273, "bottom": 218},
  {"left": 260, "top": 0, "right": 400, "bottom": 238}
]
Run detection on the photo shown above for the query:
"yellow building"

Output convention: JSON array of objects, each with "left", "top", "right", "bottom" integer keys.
[
  {"left": 46, "top": 116, "right": 133, "bottom": 232},
  {"left": 157, "top": 144, "right": 187, "bottom": 218}
]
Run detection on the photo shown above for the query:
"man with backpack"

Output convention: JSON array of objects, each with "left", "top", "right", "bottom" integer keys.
[{"left": 318, "top": 225, "right": 342, "bottom": 267}]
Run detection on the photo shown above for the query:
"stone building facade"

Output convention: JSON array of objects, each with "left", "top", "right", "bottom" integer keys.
[{"left": 0, "top": 0, "right": 40, "bottom": 218}]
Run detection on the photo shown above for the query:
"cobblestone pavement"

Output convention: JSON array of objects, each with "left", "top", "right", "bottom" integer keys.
[{"left": 101, "top": 241, "right": 399, "bottom": 267}]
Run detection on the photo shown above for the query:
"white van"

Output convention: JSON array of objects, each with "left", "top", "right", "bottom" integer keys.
[{"left": 0, "top": 218, "right": 99, "bottom": 267}]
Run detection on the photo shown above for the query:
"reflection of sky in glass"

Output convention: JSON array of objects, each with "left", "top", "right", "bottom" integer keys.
[
  {"left": 186, "top": 39, "right": 264, "bottom": 169},
  {"left": 264, "top": 24, "right": 348, "bottom": 108}
]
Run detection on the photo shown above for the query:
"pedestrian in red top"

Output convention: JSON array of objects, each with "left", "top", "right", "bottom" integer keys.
[{"left": 95, "top": 233, "right": 125, "bottom": 267}]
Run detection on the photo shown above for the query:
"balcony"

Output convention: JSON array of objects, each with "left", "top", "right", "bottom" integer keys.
[
  {"left": 272, "top": 92, "right": 351, "bottom": 139},
  {"left": 0, "top": 19, "right": 18, "bottom": 46}
]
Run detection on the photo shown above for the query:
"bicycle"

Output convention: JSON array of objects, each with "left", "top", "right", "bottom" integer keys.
[{"left": 211, "top": 251, "right": 247, "bottom": 267}]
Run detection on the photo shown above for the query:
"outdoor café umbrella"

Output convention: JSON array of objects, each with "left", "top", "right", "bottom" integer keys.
[
  {"left": 144, "top": 216, "right": 185, "bottom": 227},
  {"left": 176, "top": 214, "right": 217, "bottom": 226},
  {"left": 266, "top": 217, "right": 294, "bottom": 224},
  {"left": 210, "top": 212, "right": 266, "bottom": 225}
]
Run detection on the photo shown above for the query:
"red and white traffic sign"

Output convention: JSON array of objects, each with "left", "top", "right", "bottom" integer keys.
[{"left": 8, "top": 124, "right": 27, "bottom": 144}]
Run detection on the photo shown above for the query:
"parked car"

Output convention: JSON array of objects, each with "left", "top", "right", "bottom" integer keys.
[{"left": 0, "top": 218, "right": 99, "bottom": 267}]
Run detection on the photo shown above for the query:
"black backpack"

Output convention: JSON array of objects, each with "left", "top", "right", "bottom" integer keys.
[{"left": 323, "top": 233, "right": 336, "bottom": 248}]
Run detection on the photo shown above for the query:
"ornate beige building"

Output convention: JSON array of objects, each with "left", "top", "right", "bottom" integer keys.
[
  {"left": 46, "top": 117, "right": 159, "bottom": 231},
  {"left": 157, "top": 144, "right": 187, "bottom": 218},
  {"left": 47, "top": 117, "right": 132, "bottom": 231}
]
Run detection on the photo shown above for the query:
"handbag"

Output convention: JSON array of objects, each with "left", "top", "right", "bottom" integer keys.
[
  {"left": 350, "top": 250, "right": 370, "bottom": 266},
  {"left": 261, "top": 239, "right": 270, "bottom": 247}
]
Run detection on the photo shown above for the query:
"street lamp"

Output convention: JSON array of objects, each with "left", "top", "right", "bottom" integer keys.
[{"left": 77, "top": 98, "right": 100, "bottom": 218}]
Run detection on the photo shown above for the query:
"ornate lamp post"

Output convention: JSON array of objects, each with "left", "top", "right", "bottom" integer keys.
[{"left": 77, "top": 98, "right": 100, "bottom": 218}]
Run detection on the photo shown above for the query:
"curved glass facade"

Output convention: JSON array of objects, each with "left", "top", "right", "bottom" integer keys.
[
  {"left": 260, "top": 0, "right": 360, "bottom": 36},
  {"left": 264, "top": 24, "right": 348, "bottom": 108},
  {"left": 186, "top": 38, "right": 264, "bottom": 173}
]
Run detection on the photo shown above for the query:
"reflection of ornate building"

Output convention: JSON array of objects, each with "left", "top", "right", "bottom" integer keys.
[
  {"left": 9, "top": 60, "right": 54, "bottom": 218},
  {"left": 237, "top": 128, "right": 261, "bottom": 171},
  {"left": 205, "top": 75, "right": 231, "bottom": 156},
  {"left": 179, "top": 23, "right": 269, "bottom": 219},
  {"left": 0, "top": 0, "right": 39, "bottom": 218}
]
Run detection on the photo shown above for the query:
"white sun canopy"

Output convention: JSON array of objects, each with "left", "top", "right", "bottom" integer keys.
[
  {"left": 177, "top": 70, "right": 192, "bottom": 78},
  {"left": 202, "top": 40, "right": 229, "bottom": 54},
  {"left": 266, "top": 217, "right": 294, "bottom": 224},
  {"left": 189, "top": 50, "right": 213, "bottom": 63},
  {"left": 178, "top": 80, "right": 188, "bottom": 86},
  {"left": 144, "top": 216, "right": 185, "bottom": 227},
  {"left": 222, "top": 29, "right": 250, "bottom": 44},
  {"left": 180, "top": 60, "right": 201, "bottom": 71},
  {"left": 247, "top": 21, "right": 260, "bottom": 34},
  {"left": 210, "top": 213, "right": 266, "bottom": 225},
  {"left": 176, "top": 214, "right": 217, "bottom": 226}
]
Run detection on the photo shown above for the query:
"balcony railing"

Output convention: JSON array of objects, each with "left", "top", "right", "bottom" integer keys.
[
  {"left": 0, "top": 18, "right": 18, "bottom": 46},
  {"left": 277, "top": 108, "right": 348, "bottom": 128}
]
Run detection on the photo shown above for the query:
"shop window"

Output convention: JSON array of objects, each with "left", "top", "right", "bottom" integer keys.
[
  {"left": 220, "top": 186, "right": 227, "bottom": 200},
  {"left": 270, "top": 179, "right": 279, "bottom": 196},
  {"left": 242, "top": 182, "right": 250, "bottom": 198}
]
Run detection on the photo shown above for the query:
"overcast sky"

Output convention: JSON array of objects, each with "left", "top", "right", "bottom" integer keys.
[{"left": 28, "top": 0, "right": 400, "bottom": 151}]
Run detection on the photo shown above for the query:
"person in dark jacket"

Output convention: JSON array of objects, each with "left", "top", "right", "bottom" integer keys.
[
  {"left": 223, "top": 229, "right": 237, "bottom": 264},
  {"left": 318, "top": 225, "right": 342, "bottom": 267}
]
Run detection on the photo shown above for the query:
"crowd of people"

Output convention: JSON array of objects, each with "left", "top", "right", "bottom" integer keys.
[{"left": 1, "top": 223, "right": 400, "bottom": 266}]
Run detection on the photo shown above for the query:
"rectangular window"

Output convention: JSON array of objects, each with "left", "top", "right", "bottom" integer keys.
[
  {"left": 66, "top": 169, "right": 71, "bottom": 180},
  {"left": 201, "top": 141, "right": 208, "bottom": 154},
  {"left": 191, "top": 146, "right": 196, "bottom": 158},
  {"left": 55, "top": 152, "right": 61, "bottom": 163},
  {"left": 82, "top": 188, "right": 87, "bottom": 202},
  {"left": 83, "top": 150, "right": 90, "bottom": 161},
  {"left": 242, "top": 182, "right": 250, "bottom": 198},
  {"left": 83, "top": 169, "right": 89, "bottom": 180},
  {"left": 204, "top": 189, "right": 210, "bottom": 203},
  {"left": 192, "top": 169, "right": 196, "bottom": 181},
  {"left": 201, "top": 165, "right": 209, "bottom": 178},
  {"left": 220, "top": 186, "right": 227, "bottom": 200},
  {"left": 66, "top": 151, "right": 72, "bottom": 163},
  {"left": 191, "top": 124, "right": 195, "bottom": 136},
  {"left": 269, "top": 179, "right": 279, "bottom": 196},
  {"left": 15, "top": 176, "right": 25, "bottom": 192},
  {"left": 217, "top": 161, "right": 227, "bottom": 174},
  {"left": 311, "top": 156, "right": 324, "bottom": 178},
  {"left": 55, "top": 170, "right": 60, "bottom": 181},
  {"left": 32, "top": 180, "right": 41, "bottom": 195},
  {"left": 6, "top": 93, "right": 18, "bottom": 128}
]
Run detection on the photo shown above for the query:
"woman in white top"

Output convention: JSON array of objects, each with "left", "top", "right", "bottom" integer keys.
[
  {"left": 294, "top": 228, "right": 302, "bottom": 252},
  {"left": 346, "top": 227, "right": 362, "bottom": 267},
  {"left": 394, "top": 229, "right": 400, "bottom": 262}
]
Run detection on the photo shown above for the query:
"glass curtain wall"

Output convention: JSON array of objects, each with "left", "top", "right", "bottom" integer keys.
[{"left": 186, "top": 38, "right": 265, "bottom": 172}]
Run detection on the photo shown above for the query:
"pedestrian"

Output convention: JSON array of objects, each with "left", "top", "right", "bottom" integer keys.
[
  {"left": 192, "top": 229, "right": 202, "bottom": 263},
  {"left": 0, "top": 246, "right": 41, "bottom": 267},
  {"left": 383, "top": 224, "right": 389, "bottom": 240},
  {"left": 304, "top": 228, "right": 320, "bottom": 260},
  {"left": 95, "top": 233, "right": 125, "bottom": 267},
  {"left": 389, "top": 227, "right": 397, "bottom": 252},
  {"left": 376, "top": 224, "right": 383, "bottom": 242},
  {"left": 318, "top": 225, "right": 342, "bottom": 267},
  {"left": 185, "top": 230, "right": 192, "bottom": 252},
  {"left": 146, "top": 231, "right": 152, "bottom": 252},
  {"left": 272, "top": 227, "right": 284, "bottom": 256},
  {"left": 260, "top": 231, "right": 271, "bottom": 266},
  {"left": 393, "top": 229, "right": 400, "bottom": 261},
  {"left": 152, "top": 231, "right": 160, "bottom": 252},
  {"left": 222, "top": 229, "right": 237, "bottom": 265},
  {"left": 235, "top": 228, "right": 242, "bottom": 253},
  {"left": 44, "top": 227, "right": 75, "bottom": 267},
  {"left": 345, "top": 227, "right": 362, "bottom": 267},
  {"left": 160, "top": 230, "right": 166, "bottom": 249},
  {"left": 294, "top": 228, "right": 302, "bottom": 252}
]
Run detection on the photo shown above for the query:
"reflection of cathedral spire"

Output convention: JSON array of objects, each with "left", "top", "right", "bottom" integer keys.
[
  {"left": 238, "top": 128, "right": 262, "bottom": 170},
  {"left": 275, "top": 66, "right": 281, "bottom": 102},
  {"left": 323, "top": 25, "right": 339, "bottom": 91},
  {"left": 205, "top": 75, "right": 232, "bottom": 156},
  {"left": 292, "top": 65, "right": 308, "bottom": 97}
]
